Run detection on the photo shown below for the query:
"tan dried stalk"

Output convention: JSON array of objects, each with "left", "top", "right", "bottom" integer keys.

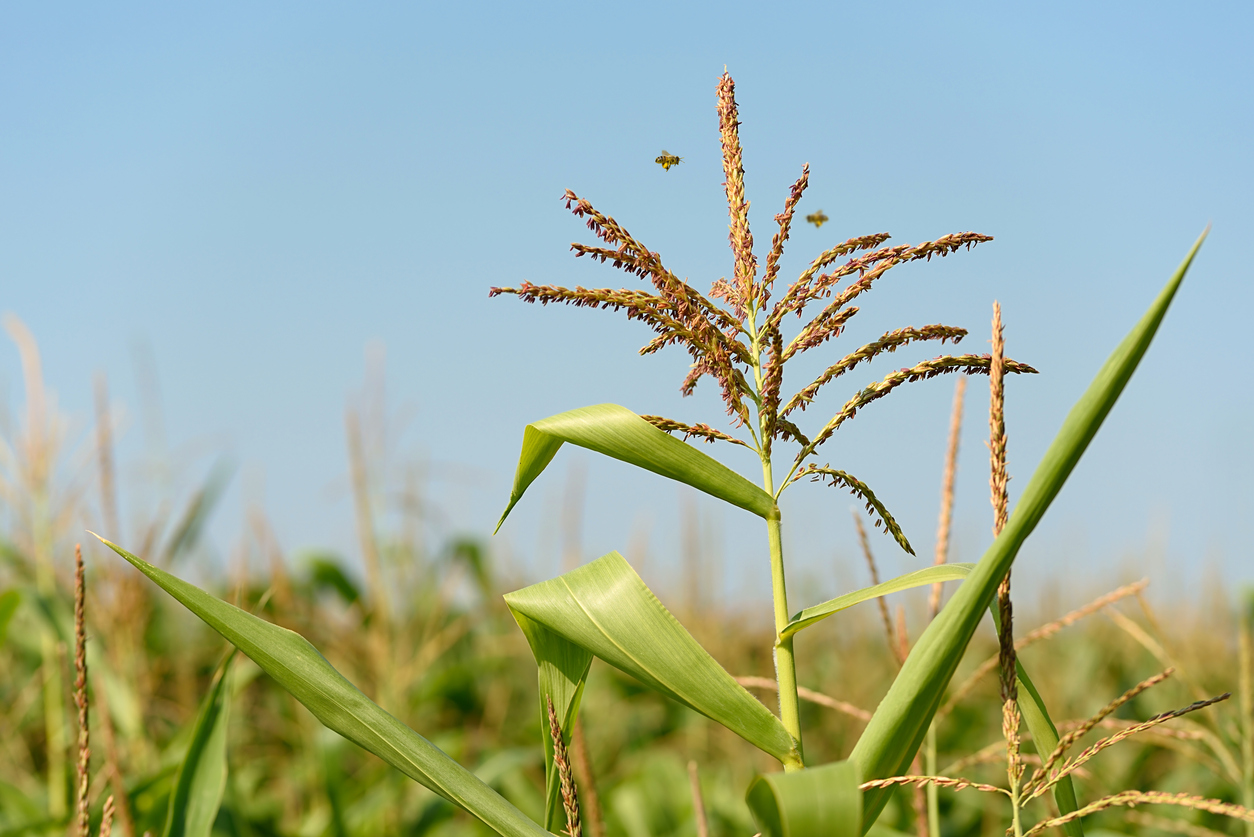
[
  {"left": 345, "top": 409, "right": 388, "bottom": 625},
  {"left": 910, "top": 753, "right": 929, "bottom": 837},
  {"left": 1021, "top": 791, "right": 1254, "bottom": 837},
  {"left": 942, "top": 742, "right": 1048, "bottom": 776},
  {"left": 1024, "top": 669, "right": 1175, "bottom": 797},
  {"left": 688, "top": 761, "right": 710, "bottom": 837},
  {"left": 896, "top": 606, "right": 911, "bottom": 670},
  {"left": 851, "top": 511, "right": 898, "bottom": 661},
  {"left": 1029, "top": 693, "right": 1231, "bottom": 799},
  {"left": 930, "top": 376, "right": 966, "bottom": 618},
  {"left": 734, "top": 676, "right": 872, "bottom": 721},
  {"left": 571, "top": 719, "right": 604, "bottom": 837},
  {"left": 937, "top": 579, "right": 1150, "bottom": 720},
  {"left": 94, "top": 374, "right": 120, "bottom": 541},
  {"left": 547, "top": 696, "right": 583, "bottom": 837},
  {"left": 92, "top": 675, "right": 136, "bottom": 837},
  {"left": 802, "top": 468, "right": 913, "bottom": 555}
]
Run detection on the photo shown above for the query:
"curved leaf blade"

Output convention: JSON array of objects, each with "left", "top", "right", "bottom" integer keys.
[
  {"left": 746, "top": 760, "right": 861, "bottom": 837},
  {"left": 511, "top": 610, "right": 593, "bottom": 833},
  {"left": 495, "top": 404, "right": 775, "bottom": 532},
  {"left": 164, "top": 653, "right": 234, "bottom": 837},
  {"left": 850, "top": 230, "right": 1206, "bottom": 830},
  {"left": 95, "top": 535, "right": 550, "bottom": 837},
  {"left": 782, "top": 565, "right": 973, "bottom": 641},
  {"left": 505, "top": 552, "right": 801, "bottom": 768}
]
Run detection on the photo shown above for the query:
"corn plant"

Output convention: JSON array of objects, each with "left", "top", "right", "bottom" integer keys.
[{"left": 95, "top": 71, "right": 1212, "bottom": 837}]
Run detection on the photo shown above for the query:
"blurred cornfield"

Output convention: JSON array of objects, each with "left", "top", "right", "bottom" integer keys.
[{"left": 0, "top": 318, "right": 1248, "bottom": 837}]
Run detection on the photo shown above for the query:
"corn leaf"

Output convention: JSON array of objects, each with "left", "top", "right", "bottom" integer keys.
[
  {"left": 511, "top": 610, "right": 593, "bottom": 833},
  {"left": 0, "top": 589, "right": 18, "bottom": 646},
  {"left": 746, "top": 760, "right": 861, "bottom": 837},
  {"left": 25, "top": 586, "right": 146, "bottom": 743},
  {"left": 505, "top": 552, "right": 801, "bottom": 769},
  {"left": 96, "top": 536, "right": 551, "bottom": 837},
  {"left": 495, "top": 404, "right": 775, "bottom": 532},
  {"left": 849, "top": 230, "right": 1206, "bottom": 830},
  {"left": 773, "top": 560, "right": 1080, "bottom": 835},
  {"left": 164, "top": 652, "right": 234, "bottom": 837},
  {"left": 163, "top": 458, "right": 234, "bottom": 565},
  {"left": 781, "top": 564, "right": 973, "bottom": 641}
]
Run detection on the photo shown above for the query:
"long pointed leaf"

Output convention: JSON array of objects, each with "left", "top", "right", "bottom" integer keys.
[
  {"left": 496, "top": 404, "right": 775, "bottom": 532},
  {"left": 768, "top": 565, "right": 1080, "bottom": 836},
  {"left": 96, "top": 536, "right": 550, "bottom": 837},
  {"left": 511, "top": 610, "right": 593, "bottom": 833},
  {"left": 781, "top": 565, "right": 973, "bottom": 641},
  {"left": 164, "top": 653, "right": 234, "bottom": 837},
  {"left": 850, "top": 230, "right": 1206, "bottom": 829},
  {"left": 746, "top": 760, "right": 861, "bottom": 837},
  {"left": 505, "top": 552, "right": 801, "bottom": 768}
]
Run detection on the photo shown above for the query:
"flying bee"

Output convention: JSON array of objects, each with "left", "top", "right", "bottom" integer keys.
[
  {"left": 806, "top": 209, "right": 829, "bottom": 229},
  {"left": 655, "top": 150, "right": 683, "bottom": 171}
]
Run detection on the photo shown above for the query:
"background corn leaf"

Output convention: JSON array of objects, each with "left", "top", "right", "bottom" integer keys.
[
  {"left": 97, "top": 536, "right": 552, "bottom": 837},
  {"left": 25, "top": 586, "right": 146, "bottom": 743},
  {"left": 849, "top": 230, "right": 1206, "bottom": 830},
  {"left": 746, "top": 760, "right": 861, "bottom": 837},
  {"left": 495, "top": 404, "right": 775, "bottom": 532},
  {"left": 163, "top": 652, "right": 234, "bottom": 837},
  {"left": 0, "top": 589, "right": 18, "bottom": 646},
  {"left": 510, "top": 610, "right": 593, "bottom": 833},
  {"left": 504, "top": 552, "right": 801, "bottom": 768},
  {"left": 782, "top": 565, "right": 974, "bottom": 640}
]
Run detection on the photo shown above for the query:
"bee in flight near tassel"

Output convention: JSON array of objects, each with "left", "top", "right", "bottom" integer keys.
[
  {"left": 655, "top": 150, "right": 683, "bottom": 171},
  {"left": 806, "top": 209, "right": 829, "bottom": 228}
]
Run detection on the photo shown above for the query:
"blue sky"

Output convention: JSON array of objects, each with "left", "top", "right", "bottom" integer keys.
[{"left": 1, "top": 2, "right": 1250, "bottom": 605}]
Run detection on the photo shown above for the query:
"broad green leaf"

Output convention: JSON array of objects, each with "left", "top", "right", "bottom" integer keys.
[
  {"left": 850, "top": 230, "right": 1206, "bottom": 830},
  {"left": 0, "top": 589, "right": 19, "bottom": 646},
  {"left": 96, "top": 536, "right": 550, "bottom": 837},
  {"left": 781, "top": 565, "right": 973, "bottom": 641},
  {"left": 746, "top": 760, "right": 861, "bottom": 837},
  {"left": 510, "top": 610, "right": 592, "bottom": 833},
  {"left": 495, "top": 404, "right": 775, "bottom": 532},
  {"left": 164, "top": 652, "right": 234, "bottom": 837},
  {"left": 505, "top": 552, "right": 801, "bottom": 769}
]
